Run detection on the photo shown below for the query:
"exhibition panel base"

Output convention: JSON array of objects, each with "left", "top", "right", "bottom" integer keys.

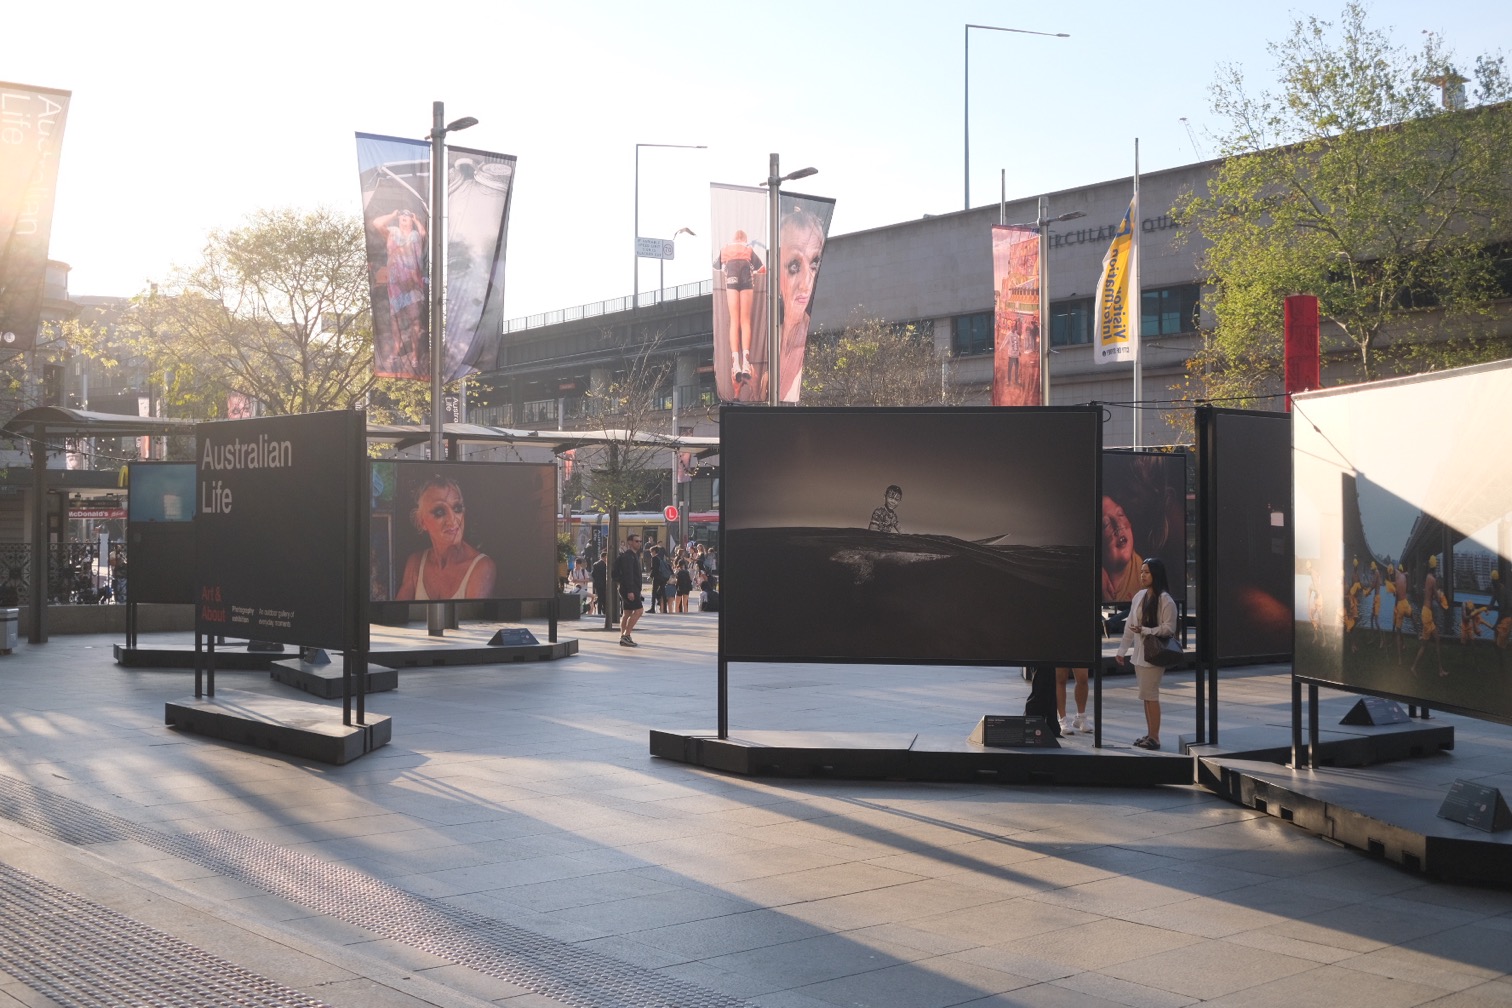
[
  {"left": 164, "top": 689, "right": 391, "bottom": 766},
  {"left": 649, "top": 730, "right": 1194, "bottom": 787}
]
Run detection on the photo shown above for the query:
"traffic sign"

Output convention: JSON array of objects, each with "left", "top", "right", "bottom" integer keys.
[
  {"left": 635, "top": 237, "right": 676, "bottom": 259},
  {"left": 663, "top": 505, "right": 679, "bottom": 522}
]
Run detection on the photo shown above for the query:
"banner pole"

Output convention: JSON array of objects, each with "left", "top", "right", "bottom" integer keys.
[
  {"left": 428, "top": 102, "right": 447, "bottom": 636},
  {"left": 1131, "top": 138, "right": 1142, "bottom": 449},
  {"left": 1039, "top": 196, "right": 1050, "bottom": 407},
  {"left": 767, "top": 154, "right": 781, "bottom": 408}
]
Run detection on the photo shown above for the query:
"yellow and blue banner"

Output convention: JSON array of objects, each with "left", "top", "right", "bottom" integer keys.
[{"left": 1096, "top": 198, "right": 1137, "bottom": 365}]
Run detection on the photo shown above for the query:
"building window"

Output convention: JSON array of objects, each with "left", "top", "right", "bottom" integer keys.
[
  {"left": 1050, "top": 298, "right": 1094, "bottom": 347},
  {"left": 522, "top": 399, "right": 558, "bottom": 424},
  {"left": 1141, "top": 284, "right": 1200, "bottom": 336},
  {"left": 951, "top": 312, "right": 993, "bottom": 356}
]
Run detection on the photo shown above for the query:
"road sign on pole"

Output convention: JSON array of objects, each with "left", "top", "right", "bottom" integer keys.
[{"left": 635, "top": 237, "right": 676, "bottom": 259}]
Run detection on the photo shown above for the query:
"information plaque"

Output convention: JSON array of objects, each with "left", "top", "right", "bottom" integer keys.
[
  {"left": 968, "top": 715, "right": 1057, "bottom": 749},
  {"left": 1339, "top": 697, "right": 1411, "bottom": 726},
  {"left": 1437, "top": 779, "right": 1512, "bottom": 833}
]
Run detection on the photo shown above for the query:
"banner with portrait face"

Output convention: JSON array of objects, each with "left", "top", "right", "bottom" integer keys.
[
  {"left": 772, "top": 192, "right": 834, "bottom": 404},
  {"left": 990, "top": 225, "right": 1040, "bottom": 406},
  {"left": 710, "top": 184, "right": 834, "bottom": 404},
  {"left": 0, "top": 82, "right": 70, "bottom": 352}
]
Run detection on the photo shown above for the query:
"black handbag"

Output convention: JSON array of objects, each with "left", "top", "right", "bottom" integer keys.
[{"left": 1142, "top": 633, "right": 1183, "bottom": 667}]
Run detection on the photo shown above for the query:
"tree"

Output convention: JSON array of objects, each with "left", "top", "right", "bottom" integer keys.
[
  {"left": 801, "top": 314, "right": 960, "bottom": 406},
  {"left": 1176, "top": 2, "right": 1512, "bottom": 409},
  {"left": 70, "top": 208, "right": 431, "bottom": 422},
  {"left": 563, "top": 329, "right": 675, "bottom": 630}
]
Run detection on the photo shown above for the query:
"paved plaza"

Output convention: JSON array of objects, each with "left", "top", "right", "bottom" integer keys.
[{"left": 0, "top": 611, "right": 1508, "bottom": 1007}]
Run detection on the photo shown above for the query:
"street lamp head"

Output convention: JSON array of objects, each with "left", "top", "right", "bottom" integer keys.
[
  {"left": 785, "top": 166, "right": 819, "bottom": 182},
  {"left": 1054, "top": 210, "right": 1087, "bottom": 223},
  {"left": 674, "top": 227, "right": 696, "bottom": 238},
  {"left": 447, "top": 116, "right": 479, "bottom": 132}
]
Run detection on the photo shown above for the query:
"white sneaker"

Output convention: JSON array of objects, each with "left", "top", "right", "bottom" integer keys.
[
  {"left": 1059, "top": 716, "right": 1075, "bottom": 735},
  {"left": 1072, "top": 713, "right": 1090, "bottom": 733}
]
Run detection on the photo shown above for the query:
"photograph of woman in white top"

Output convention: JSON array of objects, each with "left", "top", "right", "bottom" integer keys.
[{"left": 394, "top": 475, "right": 497, "bottom": 600}]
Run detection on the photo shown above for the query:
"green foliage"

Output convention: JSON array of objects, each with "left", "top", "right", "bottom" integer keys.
[
  {"left": 99, "top": 208, "right": 405, "bottom": 419},
  {"left": 801, "top": 315, "right": 956, "bottom": 406},
  {"left": 1177, "top": 1, "right": 1512, "bottom": 409},
  {"left": 571, "top": 329, "right": 672, "bottom": 514}
]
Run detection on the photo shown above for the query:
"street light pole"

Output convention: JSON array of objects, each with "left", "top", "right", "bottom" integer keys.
[
  {"left": 661, "top": 226, "right": 696, "bottom": 303},
  {"left": 764, "top": 155, "right": 818, "bottom": 407},
  {"left": 425, "top": 101, "right": 476, "bottom": 637},
  {"left": 1008, "top": 202, "right": 1084, "bottom": 406},
  {"left": 964, "top": 24, "right": 1069, "bottom": 210},
  {"left": 634, "top": 143, "right": 706, "bottom": 311},
  {"left": 427, "top": 101, "right": 477, "bottom": 463},
  {"left": 1039, "top": 197, "right": 1051, "bottom": 407},
  {"left": 1037, "top": 202, "right": 1084, "bottom": 406}
]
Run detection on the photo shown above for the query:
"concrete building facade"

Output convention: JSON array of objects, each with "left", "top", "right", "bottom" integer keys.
[{"left": 475, "top": 159, "right": 1220, "bottom": 460}]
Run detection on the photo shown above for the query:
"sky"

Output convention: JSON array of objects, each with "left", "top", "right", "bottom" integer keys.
[{"left": 10, "top": 0, "right": 1510, "bottom": 323}]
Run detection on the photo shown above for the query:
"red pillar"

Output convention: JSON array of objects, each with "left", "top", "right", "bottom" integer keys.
[{"left": 1283, "top": 294, "right": 1320, "bottom": 411}]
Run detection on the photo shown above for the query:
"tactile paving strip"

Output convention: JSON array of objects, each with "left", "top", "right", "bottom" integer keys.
[
  {"left": 0, "top": 860, "right": 331, "bottom": 1008},
  {"left": 0, "top": 775, "right": 750, "bottom": 1008}
]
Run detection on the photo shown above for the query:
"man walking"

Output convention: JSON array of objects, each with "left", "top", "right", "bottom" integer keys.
[{"left": 613, "top": 535, "right": 645, "bottom": 647}]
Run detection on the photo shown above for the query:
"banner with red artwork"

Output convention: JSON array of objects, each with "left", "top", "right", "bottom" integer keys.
[
  {"left": 0, "top": 82, "right": 70, "bottom": 351},
  {"left": 990, "top": 225, "right": 1040, "bottom": 406}
]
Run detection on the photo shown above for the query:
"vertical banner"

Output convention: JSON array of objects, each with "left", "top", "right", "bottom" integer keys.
[
  {"left": 711, "top": 184, "right": 770, "bottom": 404},
  {"left": 441, "top": 145, "right": 516, "bottom": 380},
  {"left": 226, "top": 393, "right": 255, "bottom": 420},
  {"left": 711, "top": 185, "right": 834, "bottom": 404},
  {"left": 138, "top": 394, "right": 151, "bottom": 460},
  {"left": 772, "top": 192, "right": 835, "bottom": 404},
  {"left": 990, "top": 225, "right": 1041, "bottom": 406},
  {"left": 0, "top": 82, "right": 70, "bottom": 351},
  {"left": 357, "top": 133, "right": 431, "bottom": 381},
  {"left": 1095, "top": 198, "right": 1137, "bottom": 365}
]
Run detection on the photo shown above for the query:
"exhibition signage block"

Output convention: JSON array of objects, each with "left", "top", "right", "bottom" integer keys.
[
  {"left": 195, "top": 411, "right": 366, "bottom": 651},
  {"left": 1437, "top": 779, "right": 1512, "bottom": 833},
  {"left": 968, "top": 715, "right": 1057, "bottom": 749}
]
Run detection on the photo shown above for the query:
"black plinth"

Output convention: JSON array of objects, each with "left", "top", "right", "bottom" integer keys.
[
  {"left": 165, "top": 688, "right": 391, "bottom": 765},
  {"left": 649, "top": 729, "right": 1193, "bottom": 787}
]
